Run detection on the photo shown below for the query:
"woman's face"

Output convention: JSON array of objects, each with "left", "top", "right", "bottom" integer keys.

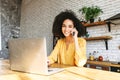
[{"left": 62, "top": 19, "right": 74, "bottom": 37}]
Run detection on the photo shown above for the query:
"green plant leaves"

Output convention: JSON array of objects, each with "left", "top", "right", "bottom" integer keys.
[{"left": 79, "top": 6, "right": 103, "bottom": 22}]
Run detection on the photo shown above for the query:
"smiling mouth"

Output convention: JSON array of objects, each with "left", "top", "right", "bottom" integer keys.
[
  {"left": 64, "top": 32, "right": 71, "bottom": 35},
  {"left": 65, "top": 32, "right": 69, "bottom": 34}
]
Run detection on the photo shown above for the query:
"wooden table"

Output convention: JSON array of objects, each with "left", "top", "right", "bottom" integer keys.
[{"left": 0, "top": 59, "right": 120, "bottom": 80}]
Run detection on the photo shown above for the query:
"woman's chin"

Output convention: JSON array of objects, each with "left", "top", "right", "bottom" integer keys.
[{"left": 64, "top": 34, "right": 71, "bottom": 37}]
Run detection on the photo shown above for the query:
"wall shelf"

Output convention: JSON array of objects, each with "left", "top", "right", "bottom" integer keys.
[
  {"left": 83, "top": 21, "right": 106, "bottom": 27},
  {"left": 83, "top": 21, "right": 115, "bottom": 32},
  {"left": 84, "top": 36, "right": 112, "bottom": 50},
  {"left": 84, "top": 36, "right": 112, "bottom": 41}
]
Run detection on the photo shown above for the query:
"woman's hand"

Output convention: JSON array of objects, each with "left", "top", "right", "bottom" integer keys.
[{"left": 71, "top": 28, "right": 78, "bottom": 38}]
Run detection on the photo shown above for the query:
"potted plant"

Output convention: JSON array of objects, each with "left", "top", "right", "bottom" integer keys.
[{"left": 79, "top": 6, "right": 103, "bottom": 23}]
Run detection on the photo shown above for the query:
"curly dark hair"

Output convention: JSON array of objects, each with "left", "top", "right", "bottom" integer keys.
[{"left": 52, "top": 10, "right": 85, "bottom": 38}]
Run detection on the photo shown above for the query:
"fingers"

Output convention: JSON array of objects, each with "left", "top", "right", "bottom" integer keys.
[{"left": 71, "top": 28, "right": 78, "bottom": 36}]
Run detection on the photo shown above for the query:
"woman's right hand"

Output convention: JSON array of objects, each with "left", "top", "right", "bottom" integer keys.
[{"left": 71, "top": 28, "right": 78, "bottom": 38}]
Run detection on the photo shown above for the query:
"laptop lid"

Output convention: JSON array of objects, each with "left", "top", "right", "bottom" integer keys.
[{"left": 8, "top": 38, "right": 49, "bottom": 75}]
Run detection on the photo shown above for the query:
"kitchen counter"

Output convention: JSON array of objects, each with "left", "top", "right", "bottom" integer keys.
[
  {"left": 0, "top": 59, "right": 120, "bottom": 80},
  {"left": 87, "top": 60, "right": 120, "bottom": 67}
]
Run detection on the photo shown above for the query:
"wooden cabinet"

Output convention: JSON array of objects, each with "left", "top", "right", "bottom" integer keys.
[
  {"left": 111, "top": 67, "right": 120, "bottom": 73},
  {"left": 86, "top": 60, "right": 111, "bottom": 71},
  {"left": 88, "top": 64, "right": 110, "bottom": 71},
  {"left": 86, "top": 60, "right": 120, "bottom": 72}
]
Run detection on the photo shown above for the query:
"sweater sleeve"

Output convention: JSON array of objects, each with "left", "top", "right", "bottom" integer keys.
[
  {"left": 75, "top": 38, "right": 87, "bottom": 67},
  {"left": 48, "top": 40, "right": 60, "bottom": 64}
]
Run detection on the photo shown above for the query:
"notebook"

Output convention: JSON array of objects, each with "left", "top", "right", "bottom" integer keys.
[{"left": 8, "top": 37, "right": 63, "bottom": 75}]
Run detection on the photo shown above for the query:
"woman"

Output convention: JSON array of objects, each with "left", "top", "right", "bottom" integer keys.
[{"left": 48, "top": 10, "right": 87, "bottom": 67}]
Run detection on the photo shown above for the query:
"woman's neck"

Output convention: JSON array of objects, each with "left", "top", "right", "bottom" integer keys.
[{"left": 65, "top": 36, "right": 73, "bottom": 43}]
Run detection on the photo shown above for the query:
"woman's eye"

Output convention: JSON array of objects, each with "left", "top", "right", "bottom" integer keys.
[
  {"left": 69, "top": 25, "right": 73, "bottom": 28},
  {"left": 62, "top": 25, "right": 74, "bottom": 28},
  {"left": 62, "top": 25, "right": 66, "bottom": 27}
]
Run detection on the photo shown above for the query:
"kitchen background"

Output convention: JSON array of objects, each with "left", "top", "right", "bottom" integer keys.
[{"left": 0, "top": 0, "right": 120, "bottom": 62}]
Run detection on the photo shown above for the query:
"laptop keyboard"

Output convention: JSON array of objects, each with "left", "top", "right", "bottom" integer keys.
[{"left": 48, "top": 69, "right": 53, "bottom": 72}]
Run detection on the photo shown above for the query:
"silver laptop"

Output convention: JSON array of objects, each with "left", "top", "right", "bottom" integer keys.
[{"left": 8, "top": 37, "right": 63, "bottom": 75}]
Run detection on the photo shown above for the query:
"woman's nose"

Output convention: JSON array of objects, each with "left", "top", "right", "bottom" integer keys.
[{"left": 65, "top": 26, "right": 69, "bottom": 31}]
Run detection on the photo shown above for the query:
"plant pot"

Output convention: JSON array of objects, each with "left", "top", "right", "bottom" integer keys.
[{"left": 90, "top": 18, "right": 94, "bottom": 23}]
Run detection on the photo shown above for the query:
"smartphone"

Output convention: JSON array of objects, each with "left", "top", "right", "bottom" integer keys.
[{"left": 72, "top": 32, "right": 75, "bottom": 36}]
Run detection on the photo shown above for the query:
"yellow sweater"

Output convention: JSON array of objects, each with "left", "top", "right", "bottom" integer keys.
[{"left": 48, "top": 37, "right": 87, "bottom": 67}]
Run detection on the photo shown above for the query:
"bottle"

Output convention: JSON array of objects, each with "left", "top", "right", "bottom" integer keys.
[
  {"left": 98, "top": 17, "right": 101, "bottom": 22},
  {"left": 89, "top": 53, "right": 94, "bottom": 61},
  {"left": 93, "top": 51, "right": 97, "bottom": 60},
  {"left": 95, "top": 51, "right": 99, "bottom": 61}
]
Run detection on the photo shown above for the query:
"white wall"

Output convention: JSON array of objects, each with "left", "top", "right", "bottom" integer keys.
[
  {"left": 0, "top": 0, "right": 1, "bottom": 51},
  {"left": 20, "top": 0, "right": 120, "bottom": 61}
]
